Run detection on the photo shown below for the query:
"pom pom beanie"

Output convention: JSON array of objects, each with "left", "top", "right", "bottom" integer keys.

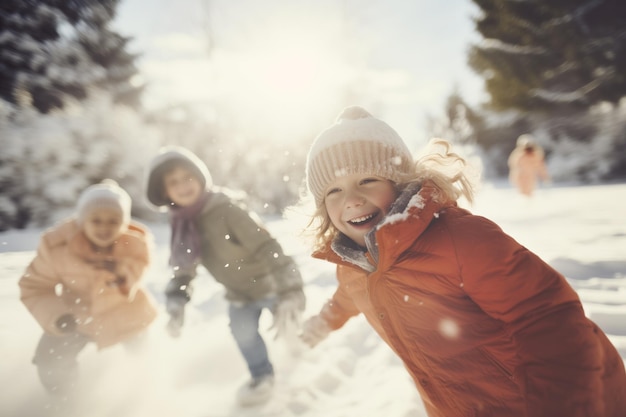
[{"left": 305, "top": 106, "right": 414, "bottom": 206}]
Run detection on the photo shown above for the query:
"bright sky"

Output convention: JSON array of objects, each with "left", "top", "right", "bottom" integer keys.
[{"left": 113, "top": 0, "right": 485, "bottom": 149}]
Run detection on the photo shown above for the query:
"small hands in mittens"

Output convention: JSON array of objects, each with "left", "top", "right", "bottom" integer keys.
[
  {"left": 269, "top": 289, "right": 306, "bottom": 339},
  {"left": 107, "top": 275, "right": 130, "bottom": 296},
  {"left": 299, "top": 315, "right": 332, "bottom": 348},
  {"left": 95, "top": 259, "right": 132, "bottom": 297},
  {"left": 55, "top": 313, "right": 78, "bottom": 333}
]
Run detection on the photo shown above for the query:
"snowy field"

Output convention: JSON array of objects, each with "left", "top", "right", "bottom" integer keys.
[{"left": 1, "top": 181, "right": 625, "bottom": 417}]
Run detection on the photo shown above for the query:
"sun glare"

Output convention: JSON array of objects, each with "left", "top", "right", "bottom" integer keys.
[
  {"left": 260, "top": 52, "right": 318, "bottom": 95},
  {"left": 215, "top": 21, "right": 353, "bottom": 142},
  {"left": 242, "top": 40, "right": 342, "bottom": 104}
]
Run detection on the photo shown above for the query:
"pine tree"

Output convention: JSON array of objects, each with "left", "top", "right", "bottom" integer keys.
[
  {"left": 73, "top": 1, "right": 144, "bottom": 108},
  {"left": 0, "top": 0, "right": 142, "bottom": 113},
  {"left": 468, "top": 0, "right": 626, "bottom": 111},
  {"left": 0, "top": 93, "right": 161, "bottom": 230},
  {"left": 1, "top": 1, "right": 79, "bottom": 112}
]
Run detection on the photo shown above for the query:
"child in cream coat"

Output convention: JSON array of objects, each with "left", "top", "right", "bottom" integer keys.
[{"left": 19, "top": 180, "right": 158, "bottom": 395}]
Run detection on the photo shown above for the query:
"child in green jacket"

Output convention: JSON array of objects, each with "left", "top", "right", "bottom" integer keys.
[{"left": 146, "top": 146, "right": 305, "bottom": 406}]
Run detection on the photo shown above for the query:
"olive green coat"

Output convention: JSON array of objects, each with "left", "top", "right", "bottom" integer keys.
[{"left": 175, "top": 190, "right": 302, "bottom": 303}]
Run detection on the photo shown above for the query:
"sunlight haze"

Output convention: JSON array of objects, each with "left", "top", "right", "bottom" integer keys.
[{"left": 114, "top": 0, "right": 485, "bottom": 148}]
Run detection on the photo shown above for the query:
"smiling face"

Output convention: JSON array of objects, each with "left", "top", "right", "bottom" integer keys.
[
  {"left": 163, "top": 166, "right": 204, "bottom": 207},
  {"left": 323, "top": 173, "right": 398, "bottom": 248},
  {"left": 82, "top": 207, "right": 125, "bottom": 248}
]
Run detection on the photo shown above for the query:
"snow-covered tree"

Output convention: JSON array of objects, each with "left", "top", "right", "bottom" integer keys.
[
  {"left": 0, "top": 0, "right": 142, "bottom": 113},
  {"left": 429, "top": 89, "right": 626, "bottom": 181},
  {"left": 0, "top": 92, "right": 161, "bottom": 231},
  {"left": 146, "top": 104, "right": 309, "bottom": 217},
  {"left": 468, "top": 0, "right": 626, "bottom": 111},
  {"left": 447, "top": 1, "right": 626, "bottom": 181},
  {"left": 74, "top": 2, "right": 144, "bottom": 108}
]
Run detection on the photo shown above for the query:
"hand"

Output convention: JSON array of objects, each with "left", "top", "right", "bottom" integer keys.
[
  {"left": 106, "top": 275, "right": 132, "bottom": 298},
  {"left": 270, "top": 290, "right": 305, "bottom": 339},
  {"left": 55, "top": 313, "right": 78, "bottom": 333},
  {"left": 165, "top": 275, "right": 194, "bottom": 301},
  {"left": 114, "top": 276, "right": 126, "bottom": 285},
  {"left": 300, "top": 315, "right": 331, "bottom": 348},
  {"left": 107, "top": 275, "right": 126, "bottom": 287}
]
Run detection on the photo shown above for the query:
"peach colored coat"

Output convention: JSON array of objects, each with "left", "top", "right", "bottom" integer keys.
[
  {"left": 508, "top": 147, "right": 549, "bottom": 196},
  {"left": 19, "top": 219, "right": 158, "bottom": 348},
  {"left": 313, "top": 185, "right": 626, "bottom": 417}
]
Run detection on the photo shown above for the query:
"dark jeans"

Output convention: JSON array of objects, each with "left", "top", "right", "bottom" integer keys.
[{"left": 32, "top": 332, "right": 91, "bottom": 394}]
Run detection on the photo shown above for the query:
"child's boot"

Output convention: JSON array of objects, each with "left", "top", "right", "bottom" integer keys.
[{"left": 236, "top": 373, "right": 274, "bottom": 407}]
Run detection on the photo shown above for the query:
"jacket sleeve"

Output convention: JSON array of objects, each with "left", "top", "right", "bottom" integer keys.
[
  {"left": 18, "top": 236, "right": 69, "bottom": 335},
  {"left": 114, "top": 230, "right": 152, "bottom": 301},
  {"left": 317, "top": 265, "right": 362, "bottom": 331},
  {"left": 452, "top": 215, "right": 605, "bottom": 417},
  {"left": 225, "top": 203, "right": 303, "bottom": 294}
]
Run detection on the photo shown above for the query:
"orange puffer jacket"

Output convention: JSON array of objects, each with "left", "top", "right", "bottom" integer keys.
[
  {"left": 313, "top": 185, "right": 626, "bottom": 417},
  {"left": 19, "top": 219, "right": 158, "bottom": 348}
]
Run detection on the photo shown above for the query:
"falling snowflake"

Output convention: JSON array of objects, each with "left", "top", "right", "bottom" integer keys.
[{"left": 439, "top": 318, "right": 460, "bottom": 339}]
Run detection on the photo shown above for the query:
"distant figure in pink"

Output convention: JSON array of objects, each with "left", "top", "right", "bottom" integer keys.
[{"left": 508, "top": 134, "right": 550, "bottom": 197}]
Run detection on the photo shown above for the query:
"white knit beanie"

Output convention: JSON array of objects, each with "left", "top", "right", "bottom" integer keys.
[
  {"left": 76, "top": 179, "right": 132, "bottom": 226},
  {"left": 306, "top": 106, "right": 414, "bottom": 206}
]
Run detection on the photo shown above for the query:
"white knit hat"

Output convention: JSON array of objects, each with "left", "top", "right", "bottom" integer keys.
[
  {"left": 76, "top": 179, "right": 132, "bottom": 225},
  {"left": 306, "top": 106, "right": 414, "bottom": 206}
]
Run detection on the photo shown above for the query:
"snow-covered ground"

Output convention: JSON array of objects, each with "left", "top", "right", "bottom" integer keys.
[{"left": 1, "top": 181, "right": 625, "bottom": 417}]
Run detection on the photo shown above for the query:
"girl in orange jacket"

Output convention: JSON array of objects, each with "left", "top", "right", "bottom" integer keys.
[
  {"left": 299, "top": 106, "right": 626, "bottom": 417},
  {"left": 19, "top": 180, "right": 158, "bottom": 396}
]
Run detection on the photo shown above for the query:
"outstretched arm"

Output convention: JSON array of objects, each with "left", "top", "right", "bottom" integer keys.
[{"left": 301, "top": 265, "right": 362, "bottom": 347}]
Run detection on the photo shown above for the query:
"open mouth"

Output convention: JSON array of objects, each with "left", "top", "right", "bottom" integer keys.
[{"left": 348, "top": 213, "right": 377, "bottom": 226}]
